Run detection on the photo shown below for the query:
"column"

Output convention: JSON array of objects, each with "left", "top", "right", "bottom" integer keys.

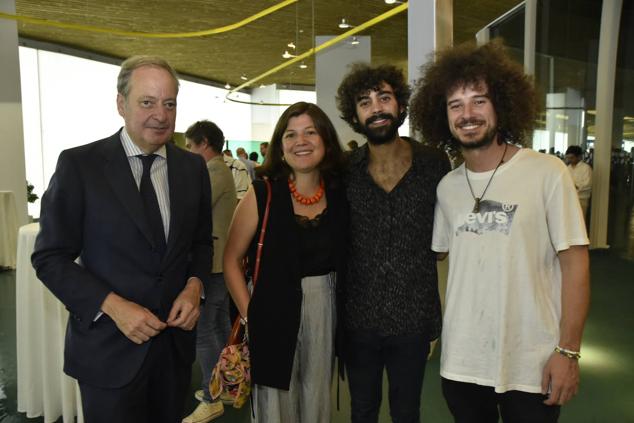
[
  {"left": 590, "top": 0, "right": 623, "bottom": 249},
  {"left": 315, "top": 35, "right": 371, "bottom": 146},
  {"left": 0, "top": 0, "right": 28, "bottom": 226}
]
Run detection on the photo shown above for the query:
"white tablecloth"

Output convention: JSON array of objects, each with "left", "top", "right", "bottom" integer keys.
[
  {"left": 0, "top": 191, "right": 19, "bottom": 268},
  {"left": 16, "top": 223, "right": 84, "bottom": 423}
]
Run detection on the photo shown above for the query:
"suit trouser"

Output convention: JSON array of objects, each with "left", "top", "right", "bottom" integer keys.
[
  {"left": 79, "top": 329, "right": 191, "bottom": 423},
  {"left": 441, "top": 378, "right": 560, "bottom": 423}
]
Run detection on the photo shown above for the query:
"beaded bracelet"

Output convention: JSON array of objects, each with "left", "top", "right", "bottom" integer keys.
[{"left": 554, "top": 346, "right": 581, "bottom": 360}]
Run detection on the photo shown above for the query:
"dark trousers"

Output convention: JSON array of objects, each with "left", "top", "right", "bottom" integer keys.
[
  {"left": 79, "top": 330, "right": 191, "bottom": 423},
  {"left": 441, "top": 378, "right": 561, "bottom": 423},
  {"left": 345, "top": 329, "right": 430, "bottom": 423}
]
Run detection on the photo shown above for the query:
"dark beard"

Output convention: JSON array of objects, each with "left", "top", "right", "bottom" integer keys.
[
  {"left": 453, "top": 119, "right": 497, "bottom": 150},
  {"left": 359, "top": 113, "right": 402, "bottom": 145}
]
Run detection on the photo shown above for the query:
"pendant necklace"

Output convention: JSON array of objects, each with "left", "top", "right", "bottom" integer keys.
[{"left": 465, "top": 142, "right": 508, "bottom": 213}]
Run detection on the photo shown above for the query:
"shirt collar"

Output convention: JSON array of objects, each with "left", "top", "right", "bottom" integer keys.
[{"left": 120, "top": 127, "right": 167, "bottom": 159}]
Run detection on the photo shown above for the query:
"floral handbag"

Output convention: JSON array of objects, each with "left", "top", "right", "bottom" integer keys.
[{"left": 209, "top": 178, "right": 271, "bottom": 408}]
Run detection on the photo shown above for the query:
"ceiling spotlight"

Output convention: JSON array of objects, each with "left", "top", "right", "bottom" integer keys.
[
  {"left": 350, "top": 36, "right": 360, "bottom": 45},
  {"left": 224, "top": 83, "right": 231, "bottom": 89},
  {"left": 299, "top": 62, "right": 308, "bottom": 69},
  {"left": 282, "top": 50, "right": 297, "bottom": 59},
  {"left": 338, "top": 18, "right": 353, "bottom": 29},
  {"left": 240, "top": 74, "right": 248, "bottom": 81},
  {"left": 385, "top": 0, "right": 403, "bottom": 3},
  {"left": 287, "top": 42, "right": 296, "bottom": 49}
]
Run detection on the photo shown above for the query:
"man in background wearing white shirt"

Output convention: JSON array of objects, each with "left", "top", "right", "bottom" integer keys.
[{"left": 565, "top": 145, "right": 593, "bottom": 218}]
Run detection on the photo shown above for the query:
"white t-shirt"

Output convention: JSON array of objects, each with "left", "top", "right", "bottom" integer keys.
[
  {"left": 567, "top": 161, "right": 592, "bottom": 200},
  {"left": 432, "top": 148, "right": 589, "bottom": 393}
]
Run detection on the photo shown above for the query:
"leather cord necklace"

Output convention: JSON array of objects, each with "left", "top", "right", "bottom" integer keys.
[{"left": 465, "top": 142, "right": 508, "bottom": 213}]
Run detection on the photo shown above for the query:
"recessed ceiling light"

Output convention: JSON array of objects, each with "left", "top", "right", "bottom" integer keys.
[
  {"left": 240, "top": 74, "right": 248, "bottom": 81},
  {"left": 282, "top": 50, "right": 297, "bottom": 59},
  {"left": 350, "top": 36, "right": 360, "bottom": 45},
  {"left": 299, "top": 62, "right": 308, "bottom": 69},
  {"left": 224, "top": 83, "right": 231, "bottom": 89}
]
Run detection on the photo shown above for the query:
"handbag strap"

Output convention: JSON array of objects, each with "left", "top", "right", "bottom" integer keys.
[
  {"left": 226, "top": 177, "right": 272, "bottom": 346},
  {"left": 251, "top": 177, "right": 272, "bottom": 288}
]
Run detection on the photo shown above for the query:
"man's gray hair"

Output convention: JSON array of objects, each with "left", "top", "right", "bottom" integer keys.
[{"left": 117, "top": 55, "right": 180, "bottom": 98}]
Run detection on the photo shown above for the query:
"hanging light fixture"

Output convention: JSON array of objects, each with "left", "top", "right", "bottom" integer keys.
[
  {"left": 282, "top": 50, "right": 297, "bottom": 59},
  {"left": 299, "top": 61, "right": 308, "bottom": 69},
  {"left": 224, "top": 82, "right": 231, "bottom": 89},
  {"left": 287, "top": 42, "right": 296, "bottom": 49},
  {"left": 338, "top": 18, "right": 353, "bottom": 29},
  {"left": 350, "top": 36, "right": 360, "bottom": 45},
  {"left": 240, "top": 74, "right": 248, "bottom": 81}
]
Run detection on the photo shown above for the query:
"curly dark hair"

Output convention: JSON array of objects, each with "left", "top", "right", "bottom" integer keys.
[
  {"left": 410, "top": 40, "right": 537, "bottom": 153},
  {"left": 336, "top": 63, "right": 410, "bottom": 133},
  {"left": 257, "top": 102, "right": 345, "bottom": 181}
]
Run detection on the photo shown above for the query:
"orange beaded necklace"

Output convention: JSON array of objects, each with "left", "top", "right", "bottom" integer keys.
[{"left": 288, "top": 177, "right": 325, "bottom": 205}]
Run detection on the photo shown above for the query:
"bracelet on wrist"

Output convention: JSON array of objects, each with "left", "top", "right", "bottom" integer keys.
[{"left": 554, "top": 345, "right": 581, "bottom": 360}]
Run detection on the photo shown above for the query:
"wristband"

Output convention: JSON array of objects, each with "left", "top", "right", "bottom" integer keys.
[{"left": 554, "top": 345, "right": 581, "bottom": 360}]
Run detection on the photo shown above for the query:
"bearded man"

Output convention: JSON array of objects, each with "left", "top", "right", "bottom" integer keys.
[
  {"left": 336, "top": 64, "right": 450, "bottom": 423},
  {"left": 410, "top": 41, "right": 590, "bottom": 423}
]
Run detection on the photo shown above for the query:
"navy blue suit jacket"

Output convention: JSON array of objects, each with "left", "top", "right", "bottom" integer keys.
[{"left": 32, "top": 130, "right": 212, "bottom": 388}]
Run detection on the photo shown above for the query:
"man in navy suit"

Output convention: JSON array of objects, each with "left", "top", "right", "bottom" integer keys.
[{"left": 32, "top": 56, "right": 212, "bottom": 422}]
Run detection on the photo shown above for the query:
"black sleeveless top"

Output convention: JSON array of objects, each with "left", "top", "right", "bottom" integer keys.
[
  {"left": 295, "top": 209, "right": 335, "bottom": 277},
  {"left": 246, "top": 177, "right": 348, "bottom": 390}
]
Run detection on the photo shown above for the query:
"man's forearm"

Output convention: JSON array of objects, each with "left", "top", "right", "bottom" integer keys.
[{"left": 557, "top": 245, "right": 590, "bottom": 351}]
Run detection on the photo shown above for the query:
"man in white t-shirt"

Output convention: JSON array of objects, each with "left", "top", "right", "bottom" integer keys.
[
  {"left": 410, "top": 41, "right": 590, "bottom": 422},
  {"left": 565, "top": 145, "right": 592, "bottom": 218}
]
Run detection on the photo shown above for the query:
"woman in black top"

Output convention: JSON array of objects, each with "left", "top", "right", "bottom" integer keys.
[{"left": 223, "top": 102, "right": 347, "bottom": 422}]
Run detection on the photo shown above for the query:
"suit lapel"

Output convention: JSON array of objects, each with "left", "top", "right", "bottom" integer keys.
[{"left": 101, "top": 132, "right": 156, "bottom": 249}]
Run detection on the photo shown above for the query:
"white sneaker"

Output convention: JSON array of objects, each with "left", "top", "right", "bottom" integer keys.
[{"left": 181, "top": 401, "right": 224, "bottom": 423}]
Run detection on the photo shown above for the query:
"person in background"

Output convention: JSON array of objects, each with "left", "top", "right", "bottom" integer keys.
[
  {"left": 565, "top": 145, "right": 593, "bottom": 218},
  {"left": 183, "top": 120, "right": 237, "bottom": 423},
  {"left": 223, "top": 102, "right": 347, "bottom": 422},
  {"left": 31, "top": 55, "right": 212, "bottom": 423},
  {"left": 236, "top": 147, "right": 257, "bottom": 181},
  {"left": 222, "top": 146, "right": 251, "bottom": 200},
  {"left": 336, "top": 63, "right": 450, "bottom": 423},
  {"left": 249, "top": 151, "right": 260, "bottom": 164},
  {"left": 411, "top": 41, "right": 590, "bottom": 422},
  {"left": 260, "top": 141, "right": 269, "bottom": 160}
]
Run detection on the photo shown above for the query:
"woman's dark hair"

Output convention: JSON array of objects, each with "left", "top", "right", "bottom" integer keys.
[
  {"left": 184, "top": 120, "right": 224, "bottom": 153},
  {"left": 410, "top": 40, "right": 538, "bottom": 153},
  {"left": 336, "top": 63, "right": 410, "bottom": 133},
  {"left": 257, "top": 102, "right": 345, "bottom": 181}
]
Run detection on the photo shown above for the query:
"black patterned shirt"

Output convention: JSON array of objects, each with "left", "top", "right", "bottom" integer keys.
[{"left": 344, "top": 138, "right": 450, "bottom": 338}]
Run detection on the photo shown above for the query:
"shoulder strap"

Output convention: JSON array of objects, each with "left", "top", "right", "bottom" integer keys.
[{"left": 251, "top": 177, "right": 271, "bottom": 287}]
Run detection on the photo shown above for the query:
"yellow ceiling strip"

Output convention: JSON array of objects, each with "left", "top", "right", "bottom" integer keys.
[
  {"left": 0, "top": 0, "right": 297, "bottom": 38},
  {"left": 227, "top": 2, "right": 408, "bottom": 105}
]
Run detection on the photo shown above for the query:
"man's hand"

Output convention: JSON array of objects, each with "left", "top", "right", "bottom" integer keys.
[
  {"left": 101, "top": 292, "right": 166, "bottom": 345},
  {"left": 541, "top": 352, "right": 580, "bottom": 405},
  {"left": 166, "top": 278, "right": 202, "bottom": 330}
]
